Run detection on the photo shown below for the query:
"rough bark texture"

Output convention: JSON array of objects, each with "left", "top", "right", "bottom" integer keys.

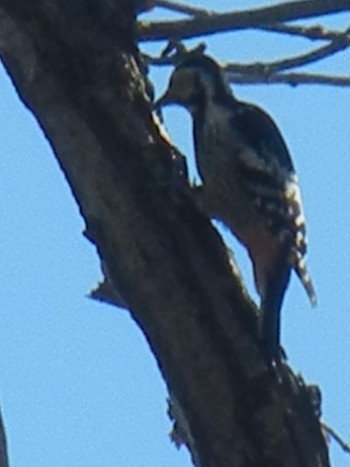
[{"left": 0, "top": 1, "right": 330, "bottom": 467}]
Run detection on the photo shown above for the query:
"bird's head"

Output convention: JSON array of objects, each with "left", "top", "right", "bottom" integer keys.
[{"left": 155, "top": 54, "right": 232, "bottom": 113}]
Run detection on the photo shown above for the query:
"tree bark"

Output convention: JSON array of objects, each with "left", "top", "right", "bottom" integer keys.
[{"left": 0, "top": 1, "right": 330, "bottom": 466}]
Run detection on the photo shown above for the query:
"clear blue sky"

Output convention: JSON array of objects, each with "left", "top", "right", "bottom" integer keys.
[{"left": 0, "top": 1, "right": 349, "bottom": 466}]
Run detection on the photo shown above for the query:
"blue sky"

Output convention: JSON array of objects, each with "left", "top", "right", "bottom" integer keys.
[{"left": 0, "top": 1, "right": 349, "bottom": 466}]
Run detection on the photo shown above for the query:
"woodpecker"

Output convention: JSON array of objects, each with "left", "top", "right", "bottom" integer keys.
[{"left": 156, "top": 53, "right": 316, "bottom": 360}]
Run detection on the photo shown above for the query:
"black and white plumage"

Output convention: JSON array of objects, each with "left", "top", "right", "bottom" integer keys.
[{"left": 156, "top": 53, "right": 316, "bottom": 360}]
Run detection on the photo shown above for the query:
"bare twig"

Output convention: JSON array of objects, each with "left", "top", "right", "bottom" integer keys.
[
  {"left": 227, "top": 72, "right": 350, "bottom": 87},
  {"left": 139, "top": 0, "right": 350, "bottom": 41},
  {"left": 153, "top": 0, "right": 350, "bottom": 43},
  {"left": 274, "top": 38, "right": 350, "bottom": 71},
  {"left": 322, "top": 422, "right": 350, "bottom": 455},
  {"left": 259, "top": 23, "right": 350, "bottom": 42},
  {"left": 155, "top": 0, "right": 213, "bottom": 17},
  {"left": 153, "top": 1, "right": 350, "bottom": 42},
  {"left": 224, "top": 34, "right": 350, "bottom": 75}
]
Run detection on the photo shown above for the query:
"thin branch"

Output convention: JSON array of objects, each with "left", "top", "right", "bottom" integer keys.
[
  {"left": 139, "top": 0, "right": 350, "bottom": 41},
  {"left": 153, "top": 1, "right": 350, "bottom": 42},
  {"left": 224, "top": 35, "right": 350, "bottom": 75},
  {"left": 275, "top": 38, "right": 350, "bottom": 71},
  {"left": 227, "top": 71, "right": 350, "bottom": 87},
  {"left": 152, "top": 0, "right": 350, "bottom": 43},
  {"left": 155, "top": 0, "right": 213, "bottom": 17},
  {"left": 258, "top": 23, "right": 350, "bottom": 42},
  {"left": 322, "top": 422, "right": 350, "bottom": 455}
]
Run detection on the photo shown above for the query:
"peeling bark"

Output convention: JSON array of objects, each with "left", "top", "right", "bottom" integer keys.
[{"left": 0, "top": 1, "right": 330, "bottom": 466}]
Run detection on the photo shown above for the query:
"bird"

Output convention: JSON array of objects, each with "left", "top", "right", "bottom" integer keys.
[{"left": 155, "top": 52, "right": 316, "bottom": 360}]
